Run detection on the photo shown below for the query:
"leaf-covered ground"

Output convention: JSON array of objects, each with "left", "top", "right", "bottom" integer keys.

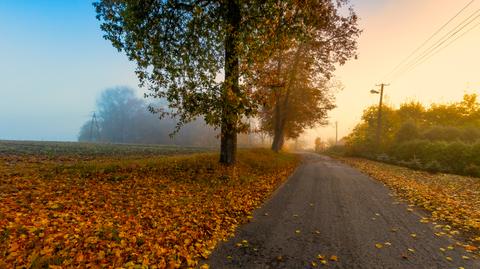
[
  {"left": 340, "top": 157, "right": 480, "bottom": 256},
  {"left": 0, "top": 147, "right": 298, "bottom": 268}
]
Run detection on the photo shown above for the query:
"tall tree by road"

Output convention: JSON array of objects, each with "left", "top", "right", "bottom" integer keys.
[
  {"left": 94, "top": 1, "right": 283, "bottom": 164},
  {"left": 93, "top": 0, "right": 359, "bottom": 164},
  {"left": 252, "top": 0, "right": 360, "bottom": 152}
]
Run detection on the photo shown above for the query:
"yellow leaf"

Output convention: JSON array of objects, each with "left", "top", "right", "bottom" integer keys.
[
  {"left": 375, "top": 243, "right": 383, "bottom": 249},
  {"left": 330, "top": 255, "right": 338, "bottom": 261},
  {"left": 200, "top": 264, "right": 209, "bottom": 269}
]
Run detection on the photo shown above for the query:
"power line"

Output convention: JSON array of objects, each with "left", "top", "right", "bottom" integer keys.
[
  {"left": 390, "top": 7, "right": 480, "bottom": 81},
  {"left": 391, "top": 9, "right": 480, "bottom": 82},
  {"left": 393, "top": 12, "right": 480, "bottom": 81},
  {"left": 382, "top": 0, "right": 475, "bottom": 82}
]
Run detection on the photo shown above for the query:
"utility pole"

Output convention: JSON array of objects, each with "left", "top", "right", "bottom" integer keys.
[
  {"left": 335, "top": 121, "right": 338, "bottom": 145},
  {"left": 89, "top": 112, "right": 100, "bottom": 142},
  {"left": 371, "top": 83, "right": 389, "bottom": 149}
]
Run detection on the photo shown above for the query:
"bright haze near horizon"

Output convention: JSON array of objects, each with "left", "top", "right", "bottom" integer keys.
[{"left": 0, "top": 0, "right": 479, "bottom": 143}]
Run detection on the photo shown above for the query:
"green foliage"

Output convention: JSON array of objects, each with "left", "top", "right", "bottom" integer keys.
[
  {"left": 423, "top": 160, "right": 442, "bottom": 173},
  {"left": 395, "top": 120, "right": 419, "bottom": 143},
  {"left": 421, "top": 126, "right": 462, "bottom": 142},
  {"left": 324, "top": 145, "right": 347, "bottom": 156},
  {"left": 344, "top": 94, "right": 480, "bottom": 177},
  {"left": 464, "top": 163, "right": 480, "bottom": 178}
]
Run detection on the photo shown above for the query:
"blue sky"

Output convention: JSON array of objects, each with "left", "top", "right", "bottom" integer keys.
[{"left": 0, "top": 0, "right": 138, "bottom": 141}]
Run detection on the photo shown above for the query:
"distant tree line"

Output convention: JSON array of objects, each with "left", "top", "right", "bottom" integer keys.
[
  {"left": 78, "top": 87, "right": 260, "bottom": 147},
  {"left": 342, "top": 94, "right": 480, "bottom": 177}
]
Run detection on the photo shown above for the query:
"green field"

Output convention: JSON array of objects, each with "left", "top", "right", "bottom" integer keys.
[{"left": 0, "top": 140, "right": 213, "bottom": 159}]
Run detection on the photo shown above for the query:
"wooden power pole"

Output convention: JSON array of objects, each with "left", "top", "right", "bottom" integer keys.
[
  {"left": 89, "top": 112, "right": 100, "bottom": 142},
  {"left": 374, "top": 83, "right": 389, "bottom": 148},
  {"left": 335, "top": 121, "right": 338, "bottom": 145}
]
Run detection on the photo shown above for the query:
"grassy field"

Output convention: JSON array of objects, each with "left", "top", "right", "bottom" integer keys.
[
  {"left": 0, "top": 141, "right": 299, "bottom": 268},
  {"left": 341, "top": 157, "right": 480, "bottom": 256},
  {"left": 0, "top": 140, "right": 212, "bottom": 159}
]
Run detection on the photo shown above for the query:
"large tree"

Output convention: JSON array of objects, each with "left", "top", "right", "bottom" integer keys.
[
  {"left": 94, "top": 0, "right": 279, "bottom": 164},
  {"left": 93, "top": 0, "right": 358, "bottom": 163}
]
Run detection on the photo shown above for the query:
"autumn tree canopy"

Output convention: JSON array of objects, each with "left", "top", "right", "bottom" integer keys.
[{"left": 250, "top": 0, "right": 360, "bottom": 151}]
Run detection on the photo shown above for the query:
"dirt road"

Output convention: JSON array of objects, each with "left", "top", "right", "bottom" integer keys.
[{"left": 207, "top": 153, "right": 479, "bottom": 268}]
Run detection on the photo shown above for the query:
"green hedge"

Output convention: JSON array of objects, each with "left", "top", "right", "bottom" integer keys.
[{"left": 387, "top": 140, "right": 480, "bottom": 176}]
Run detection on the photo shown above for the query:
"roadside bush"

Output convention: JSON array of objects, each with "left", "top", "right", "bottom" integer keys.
[
  {"left": 389, "top": 140, "right": 475, "bottom": 176},
  {"left": 461, "top": 126, "right": 480, "bottom": 143},
  {"left": 389, "top": 140, "right": 426, "bottom": 161},
  {"left": 464, "top": 164, "right": 480, "bottom": 177},
  {"left": 442, "top": 141, "right": 470, "bottom": 174},
  {"left": 423, "top": 160, "right": 442, "bottom": 173},
  {"left": 401, "top": 158, "right": 423, "bottom": 170},
  {"left": 395, "top": 121, "right": 419, "bottom": 143},
  {"left": 376, "top": 153, "right": 394, "bottom": 164},
  {"left": 421, "top": 126, "right": 462, "bottom": 142},
  {"left": 325, "top": 145, "right": 347, "bottom": 156},
  {"left": 469, "top": 142, "right": 480, "bottom": 165}
]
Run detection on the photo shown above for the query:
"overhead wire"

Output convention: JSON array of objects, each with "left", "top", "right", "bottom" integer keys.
[
  {"left": 390, "top": 9, "right": 480, "bottom": 82},
  {"left": 381, "top": 0, "right": 476, "bottom": 82}
]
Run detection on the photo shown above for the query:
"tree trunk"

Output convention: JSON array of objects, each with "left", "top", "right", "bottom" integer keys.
[
  {"left": 271, "top": 129, "right": 285, "bottom": 152},
  {"left": 220, "top": 0, "right": 240, "bottom": 165},
  {"left": 271, "top": 93, "right": 284, "bottom": 152},
  {"left": 270, "top": 46, "right": 303, "bottom": 152},
  {"left": 220, "top": 125, "right": 237, "bottom": 164}
]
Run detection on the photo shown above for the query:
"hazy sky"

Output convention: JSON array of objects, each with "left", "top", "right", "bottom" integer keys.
[
  {"left": 0, "top": 0, "right": 479, "bottom": 142},
  {"left": 310, "top": 0, "right": 480, "bottom": 142}
]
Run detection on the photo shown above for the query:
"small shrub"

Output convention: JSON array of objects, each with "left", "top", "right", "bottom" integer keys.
[
  {"left": 404, "top": 158, "right": 423, "bottom": 170},
  {"left": 424, "top": 160, "right": 442, "bottom": 173},
  {"left": 464, "top": 164, "right": 480, "bottom": 178},
  {"left": 376, "top": 153, "right": 392, "bottom": 163}
]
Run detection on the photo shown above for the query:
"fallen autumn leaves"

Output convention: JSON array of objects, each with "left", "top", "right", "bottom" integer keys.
[
  {"left": 340, "top": 157, "right": 480, "bottom": 256},
  {"left": 0, "top": 148, "right": 299, "bottom": 268}
]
